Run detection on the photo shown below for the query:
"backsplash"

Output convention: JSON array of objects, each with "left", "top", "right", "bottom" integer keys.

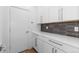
[{"left": 41, "top": 21, "right": 79, "bottom": 38}]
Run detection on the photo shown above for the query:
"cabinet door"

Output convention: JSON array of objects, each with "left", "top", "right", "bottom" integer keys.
[
  {"left": 37, "top": 39, "right": 43, "bottom": 53},
  {"left": 38, "top": 6, "right": 49, "bottom": 23},
  {"left": 35, "top": 36, "right": 65, "bottom": 53},
  {"left": 34, "top": 37, "right": 39, "bottom": 51},
  {"left": 32, "top": 34, "right": 37, "bottom": 48},
  {"left": 63, "top": 6, "right": 79, "bottom": 21},
  {"left": 49, "top": 6, "right": 62, "bottom": 22},
  {"left": 32, "top": 34, "right": 39, "bottom": 52},
  {"left": 38, "top": 6, "right": 63, "bottom": 23},
  {"left": 37, "top": 39, "right": 54, "bottom": 53},
  {"left": 54, "top": 48, "right": 64, "bottom": 53}
]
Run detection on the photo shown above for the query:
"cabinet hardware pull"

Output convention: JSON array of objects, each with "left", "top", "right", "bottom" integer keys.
[
  {"left": 52, "top": 48, "right": 54, "bottom": 53},
  {"left": 35, "top": 38, "right": 37, "bottom": 47},
  {"left": 26, "top": 31, "right": 29, "bottom": 33},
  {"left": 49, "top": 40, "right": 62, "bottom": 46},
  {"left": 55, "top": 49, "right": 57, "bottom": 53}
]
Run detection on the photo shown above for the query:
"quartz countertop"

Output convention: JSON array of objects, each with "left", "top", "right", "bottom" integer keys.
[{"left": 31, "top": 31, "right": 79, "bottom": 49}]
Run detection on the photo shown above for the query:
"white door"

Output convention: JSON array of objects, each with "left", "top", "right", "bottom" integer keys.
[{"left": 10, "top": 7, "right": 31, "bottom": 53}]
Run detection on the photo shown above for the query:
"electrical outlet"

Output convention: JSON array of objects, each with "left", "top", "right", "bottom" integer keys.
[
  {"left": 74, "top": 27, "right": 79, "bottom": 32},
  {"left": 46, "top": 26, "right": 49, "bottom": 29}
]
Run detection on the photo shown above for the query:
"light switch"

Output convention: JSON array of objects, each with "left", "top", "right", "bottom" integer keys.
[{"left": 74, "top": 27, "right": 79, "bottom": 32}]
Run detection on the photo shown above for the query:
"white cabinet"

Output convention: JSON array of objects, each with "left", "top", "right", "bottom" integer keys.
[
  {"left": 37, "top": 39, "right": 53, "bottom": 53},
  {"left": 32, "top": 33, "right": 79, "bottom": 53},
  {"left": 33, "top": 34, "right": 53, "bottom": 53},
  {"left": 34, "top": 37, "right": 38, "bottom": 51},
  {"left": 63, "top": 6, "right": 79, "bottom": 21},
  {"left": 50, "top": 6, "right": 79, "bottom": 22},
  {"left": 38, "top": 36, "right": 64, "bottom": 53},
  {"left": 33, "top": 35, "right": 64, "bottom": 53},
  {"left": 49, "top": 6, "right": 63, "bottom": 22},
  {"left": 37, "top": 38, "right": 64, "bottom": 53},
  {"left": 37, "top": 7, "right": 49, "bottom": 23},
  {"left": 37, "top": 6, "right": 79, "bottom": 23},
  {"left": 32, "top": 33, "right": 39, "bottom": 51},
  {"left": 38, "top": 6, "right": 63, "bottom": 23},
  {"left": 37, "top": 35, "right": 52, "bottom": 53}
]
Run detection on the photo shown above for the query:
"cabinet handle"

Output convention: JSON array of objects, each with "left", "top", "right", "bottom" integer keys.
[
  {"left": 26, "top": 31, "right": 29, "bottom": 33},
  {"left": 35, "top": 38, "right": 37, "bottom": 47},
  {"left": 55, "top": 49, "right": 57, "bottom": 53},
  {"left": 40, "top": 16, "right": 43, "bottom": 23},
  {"left": 60, "top": 8, "right": 63, "bottom": 20},
  {"left": 58, "top": 8, "right": 63, "bottom": 20},
  {"left": 49, "top": 40, "right": 63, "bottom": 46},
  {"left": 58, "top": 8, "right": 61, "bottom": 20},
  {"left": 52, "top": 48, "right": 54, "bottom": 53}
]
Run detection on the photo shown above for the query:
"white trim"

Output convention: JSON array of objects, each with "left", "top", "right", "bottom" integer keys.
[{"left": 10, "top": 6, "right": 31, "bottom": 12}]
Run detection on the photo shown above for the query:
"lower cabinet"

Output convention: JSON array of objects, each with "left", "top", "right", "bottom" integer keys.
[
  {"left": 32, "top": 34, "right": 38, "bottom": 51},
  {"left": 33, "top": 36, "right": 64, "bottom": 53},
  {"left": 37, "top": 39, "right": 52, "bottom": 53},
  {"left": 33, "top": 33, "right": 79, "bottom": 53},
  {"left": 38, "top": 39, "right": 64, "bottom": 53}
]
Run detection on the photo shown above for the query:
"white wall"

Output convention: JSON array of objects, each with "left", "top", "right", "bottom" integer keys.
[
  {"left": 15, "top": 6, "right": 41, "bottom": 32},
  {"left": 0, "top": 7, "right": 3, "bottom": 45},
  {"left": 1, "top": 6, "right": 10, "bottom": 52},
  {"left": 29, "top": 6, "right": 41, "bottom": 32}
]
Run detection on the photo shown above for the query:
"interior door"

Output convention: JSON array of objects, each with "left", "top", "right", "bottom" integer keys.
[{"left": 10, "top": 7, "right": 31, "bottom": 53}]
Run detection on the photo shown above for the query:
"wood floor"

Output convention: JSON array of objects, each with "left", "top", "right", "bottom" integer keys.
[{"left": 20, "top": 48, "right": 37, "bottom": 53}]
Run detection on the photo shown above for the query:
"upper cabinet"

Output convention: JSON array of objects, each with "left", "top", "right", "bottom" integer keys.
[
  {"left": 49, "top": 6, "right": 63, "bottom": 22},
  {"left": 63, "top": 6, "right": 79, "bottom": 21},
  {"left": 37, "top": 6, "right": 79, "bottom": 23},
  {"left": 37, "top": 6, "right": 49, "bottom": 23},
  {"left": 37, "top": 6, "right": 62, "bottom": 23}
]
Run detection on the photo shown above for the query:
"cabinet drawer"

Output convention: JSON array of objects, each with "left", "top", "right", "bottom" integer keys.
[
  {"left": 49, "top": 39, "right": 79, "bottom": 53},
  {"left": 60, "top": 44, "right": 79, "bottom": 53},
  {"left": 38, "top": 35, "right": 50, "bottom": 43},
  {"left": 39, "top": 36, "right": 63, "bottom": 47},
  {"left": 39, "top": 36, "right": 79, "bottom": 53}
]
